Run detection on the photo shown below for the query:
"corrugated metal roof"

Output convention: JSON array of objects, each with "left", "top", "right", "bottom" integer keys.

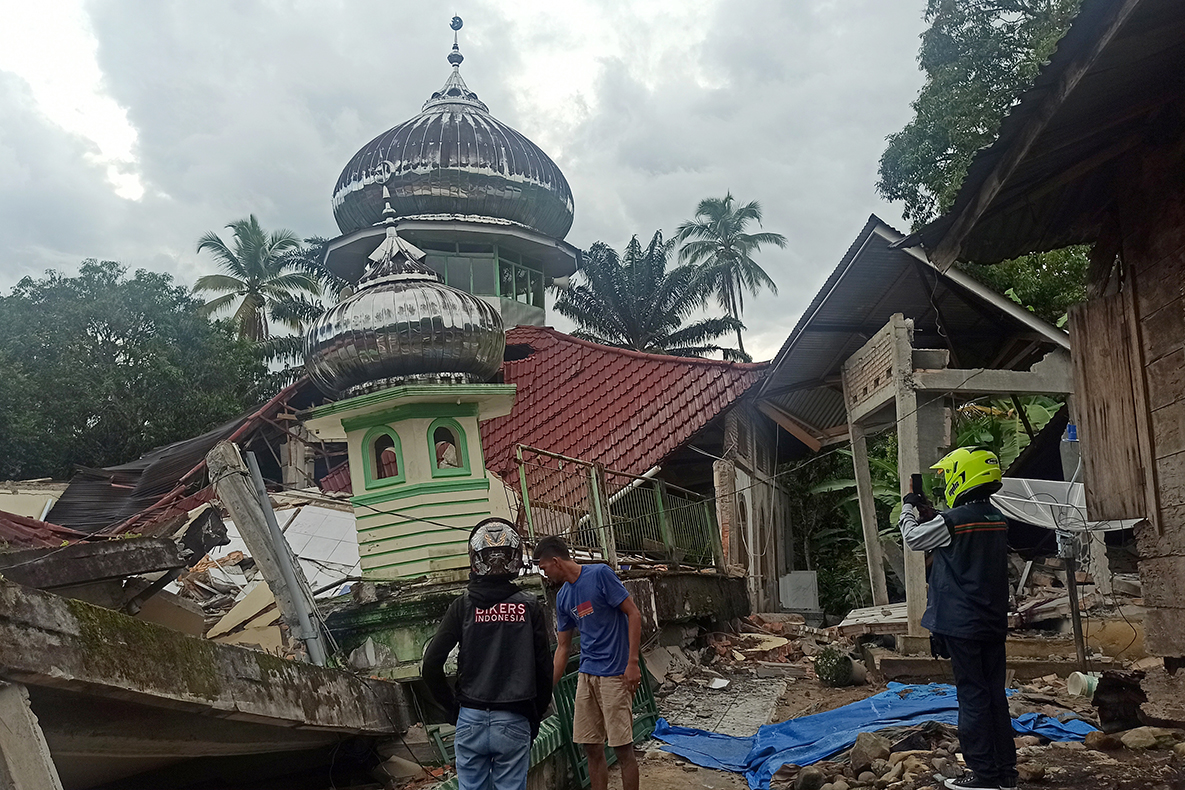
[
  {"left": 900, "top": 0, "right": 1185, "bottom": 265},
  {"left": 46, "top": 379, "right": 319, "bottom": 534},
  {"left": 759, "top": 216, "right": 1069, "bottom": 438}
]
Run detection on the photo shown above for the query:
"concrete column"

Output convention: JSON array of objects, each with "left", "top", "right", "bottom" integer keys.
[
  {"left": 849, "top": 421, "right": 889, "bottom": 605},
  {"left": 893, "top": 318, "right": 952, "bottom": 651},
  {"left": 712, "top": 460, "right": 737, "bottom": 566},
  {"left": 0, "top": 682, "right": 64, "bottom": 790},
  {"left": 893, "top": 319, "right": 928, "bottom": 647}
]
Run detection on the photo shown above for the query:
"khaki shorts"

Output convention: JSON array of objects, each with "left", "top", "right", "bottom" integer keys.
[{"left": 572, "top": 672, "right": 635, "bottom": 747}]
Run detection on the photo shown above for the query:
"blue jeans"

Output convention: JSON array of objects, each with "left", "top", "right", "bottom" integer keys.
[{"left": 454, "top": 707, "right": 531, "bottom": 790}]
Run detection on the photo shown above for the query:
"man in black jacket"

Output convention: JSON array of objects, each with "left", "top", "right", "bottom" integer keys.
[
  {"left": 422, "top": 519, "right": 552, "bottom": 790},
  {"left": 899, "top": 447, "right": 1016, "bottom": 790}
]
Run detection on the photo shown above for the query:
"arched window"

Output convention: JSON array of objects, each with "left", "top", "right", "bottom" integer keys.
[
  {"left": 374, "top": 434, "right": 400, "bottom": 479},
  {"left": 363, "top": 428, "right": 404, "bottom": 488},
  {"left": 427, "top": 418, "right": 470, "bottom": 477}
]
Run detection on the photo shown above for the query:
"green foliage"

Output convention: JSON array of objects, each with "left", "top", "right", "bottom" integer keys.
[
  {"left": 877, "top": 0, "right": 1081, "bottom": 226},
  {"left": 194, "top": 215, "right": 321, "bottom": 341},
  {"left": 814, "top": 645, "right": 855, "bottom": 687},
  {"left": 782, "top": 433, "right": 903, "bottom": 617},
  {"left": 554, "top": 231, "right": 745, "bottom": 359},
  {"left": 958, "top": 246, "right": 1089, "bottom": 325},
  {"left": 676, "top": 193, "right": 786, "bottom": 360},
  {"left": 877, "top": 1, "right": 1087, "bottom": 323},
  {"left": 0, "top": 261, "right": 268, "bottom": 479},
  {"left": 954, "top": 395, "right": 1061, "bottom": 470}
]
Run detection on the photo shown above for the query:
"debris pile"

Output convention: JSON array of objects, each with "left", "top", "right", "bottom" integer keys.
[{"left": 176, "top": 550, "right": 255, "bottom": 626}]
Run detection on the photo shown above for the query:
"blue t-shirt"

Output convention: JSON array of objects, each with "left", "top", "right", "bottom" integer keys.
[{"left": 555, "top": 563, "right": 630, "bottom": 676}]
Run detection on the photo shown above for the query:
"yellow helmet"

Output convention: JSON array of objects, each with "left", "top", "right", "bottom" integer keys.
[{"left": 930, "top": 447, "right": 1002, "bottom": 508}]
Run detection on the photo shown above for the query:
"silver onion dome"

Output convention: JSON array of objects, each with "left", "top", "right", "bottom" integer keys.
[
  {"left": 304, "top": 216, "right": 505, "bottom": 399},
  {"left": 331, "top": 23, "right": 574, "bottom": 240}
]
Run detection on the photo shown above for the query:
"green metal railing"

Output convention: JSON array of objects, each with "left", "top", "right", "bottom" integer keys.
[{"left": 516, "top": 445, "right": 723, "bottom": 570}]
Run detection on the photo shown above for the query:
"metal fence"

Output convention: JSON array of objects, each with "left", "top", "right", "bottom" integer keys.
[{"left": 515, "top": 445, "right": 722, "bottom": 570}]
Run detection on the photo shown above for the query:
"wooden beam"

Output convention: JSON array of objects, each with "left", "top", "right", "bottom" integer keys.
[
  {"left": 848, "top": 421, "right": 889, "bottom": 606},
  {"left": 928, "top": 0, "right": 1144, "bottom": 270},
  {"left": 756, "top": 401, "right": 822, "bottom": 453}
]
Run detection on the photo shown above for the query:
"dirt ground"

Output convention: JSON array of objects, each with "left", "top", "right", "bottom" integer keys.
[
  {"left": 640, "top": 666, "right": 1185, "bottom": 790},
  {"left": 773, "top": 675, "right": 890, "bottom": 722}
]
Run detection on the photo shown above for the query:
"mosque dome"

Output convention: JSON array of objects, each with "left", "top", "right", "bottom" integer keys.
[
  {"left": 331, "top": 24, "right": 574, "bottom": 241},
  {"left": 304, "top": 217, "right": 505, "bottom": 398}
]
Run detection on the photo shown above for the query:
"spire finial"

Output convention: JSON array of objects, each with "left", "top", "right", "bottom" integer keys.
[
  {"left": 448, "top": 16, "right": 464, "bottom": 67},
  {"left": 381, "top": 186, "right": 397, "bottom": 223}
]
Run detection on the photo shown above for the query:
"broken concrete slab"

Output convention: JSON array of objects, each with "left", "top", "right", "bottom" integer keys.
[
  {"left": 0, "top": 538, "right": 188, "bottom": 590},
  {"left": 867, "top": 646, "right": 1116, "bottom": 682},
  {"left": 0, "top": 682, "right": 63, "bottom": 790},
  {"left": 0, "top": 577, "right": 410, "bottom": 732}
]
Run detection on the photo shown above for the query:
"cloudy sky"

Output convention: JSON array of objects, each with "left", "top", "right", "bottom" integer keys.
[{"left": 0, "top": 0, "right": 928, "bottom": 361}]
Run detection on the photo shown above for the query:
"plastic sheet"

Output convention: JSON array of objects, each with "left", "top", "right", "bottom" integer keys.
[{"left": 653, "top": 682, "right": 1096, "bottom": 789}]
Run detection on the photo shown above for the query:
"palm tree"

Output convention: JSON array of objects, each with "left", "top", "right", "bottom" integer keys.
[
  {"left": 675, "top": 193, "right": 786, "bottom": 358},
  {"left": 194, "top": 215, "right": 321, "bottom": 341},
  {"left": 554, "top": 231, "right": 745, "bottom": 360}
]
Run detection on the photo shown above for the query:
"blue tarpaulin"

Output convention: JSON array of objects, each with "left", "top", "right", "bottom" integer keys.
[{"left": 652, "top": 683, "right": 1096, "bottom": 789}]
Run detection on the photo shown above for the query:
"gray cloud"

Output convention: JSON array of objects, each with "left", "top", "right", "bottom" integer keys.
[{"left": 0, "top": 0, "right": 926, "bottom": 359}]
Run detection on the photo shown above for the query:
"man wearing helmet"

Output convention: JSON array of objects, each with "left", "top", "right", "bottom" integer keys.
[
  {"left": 899, "top": 446, "right": 1017, "bottom": 790},
  {"left": 422, "top": 518, "right": 552, "bottom": 790}
]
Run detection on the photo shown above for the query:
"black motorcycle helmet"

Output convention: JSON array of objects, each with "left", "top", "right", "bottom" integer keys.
[{"left": 468, "top": 518, "right": 523, "bottom": 576}]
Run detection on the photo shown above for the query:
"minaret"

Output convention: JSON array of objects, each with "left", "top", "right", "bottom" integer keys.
[{"left": 303, "top": 174, "right": 516, "bottom": 583}]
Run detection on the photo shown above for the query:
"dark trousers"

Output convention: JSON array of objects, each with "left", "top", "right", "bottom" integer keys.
[{"left": 945, "top": 635, "right": 1017, "bottom": 785}]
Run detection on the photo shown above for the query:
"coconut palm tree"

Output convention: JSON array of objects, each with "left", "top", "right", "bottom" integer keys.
[
  {"left": 193, "top": 215, "right": 321, "bottom": 341},
  {"left": 675, "top": 193, "right": 786, "bottom": 358},
  {"left": 554, "top": 231, "right": 745, "bottom": 359}
]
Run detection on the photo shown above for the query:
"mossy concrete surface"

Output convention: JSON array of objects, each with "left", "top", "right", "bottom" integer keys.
[{"left": 0, "top": 577, "right": 411, "bottom": 733}]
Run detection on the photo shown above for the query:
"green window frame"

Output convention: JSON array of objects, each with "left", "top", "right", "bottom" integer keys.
[
  {"left": 362, "top": 426, "right": 406, "bottom": 489},
  {"left": 427, "top": 417, "right": 471, "bottom": 478}
]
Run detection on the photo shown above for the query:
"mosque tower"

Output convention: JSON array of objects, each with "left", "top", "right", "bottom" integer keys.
[{"left": 302, "top": 18, "right": 574, "bottom": 583}]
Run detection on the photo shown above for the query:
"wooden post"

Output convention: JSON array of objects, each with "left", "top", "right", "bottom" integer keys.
[
  {"left": 849, "top": 421, "right": 889, "bottom": 606},
  {"left": 0, "top": 682, "right": 64, "bottom": 790},
  {"left": 206, "top": 441, "right": 326, "bottom": 665}
]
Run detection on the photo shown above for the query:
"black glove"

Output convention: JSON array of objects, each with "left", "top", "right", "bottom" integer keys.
[{"left": 903, "top": 492, "right": 928, "bottom": 508}]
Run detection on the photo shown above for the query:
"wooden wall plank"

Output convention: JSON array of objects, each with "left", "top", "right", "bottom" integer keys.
[{"left": 1070, "top": 293, "right": 1147, "bottom": 520}]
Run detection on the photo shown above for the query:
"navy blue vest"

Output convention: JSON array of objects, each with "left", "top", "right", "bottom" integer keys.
[{"left": 922, "top": 498, "right": 1010, "bottom": 640}]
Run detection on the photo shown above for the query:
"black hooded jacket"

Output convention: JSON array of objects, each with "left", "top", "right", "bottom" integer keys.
[{"left": 421, "top": 575, "right": 553, "bottom": 738}]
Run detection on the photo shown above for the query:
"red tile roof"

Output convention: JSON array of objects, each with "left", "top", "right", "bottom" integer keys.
[
  {"left": 482, "top": 326, "right": 767, "bottom": 480},
  {"left": 0, "top": 510, "right": 89, "bottom": 550}
]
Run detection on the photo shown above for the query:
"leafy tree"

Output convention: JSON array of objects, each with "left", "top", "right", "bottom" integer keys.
[
  {"left": 961, "top": 246, "right": 1088, "bottom": 326},
  {"left": 0, "top": 261, "right": 268, "bottom": 479},
  {"left": 253, "top": 236, "right": 352, "bottom": 384},
  {"left": 554, "top": 232, "right": 745, "bottom": 359},
  {"left": 194, "top": 215, "right": 321, "bottom": 341},
  {"left": 878, "top": 0, "right": 1087, "bottom": 324},
  {"left": 675, "top": 193, "right": 786, "bottom": 359},
  {"left": 954, "top": 395, "right": 1061, "bottom": 470},
  {"left": 878, "top": 0, "right": 1081, "bottom": 226}
]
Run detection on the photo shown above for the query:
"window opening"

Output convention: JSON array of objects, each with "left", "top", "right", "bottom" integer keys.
[
  {"left": 373, "top": 434, "right": 400, "bottom": 480},
  {"left": 434, "top": 426, "right": 461, "bottom": 469}
]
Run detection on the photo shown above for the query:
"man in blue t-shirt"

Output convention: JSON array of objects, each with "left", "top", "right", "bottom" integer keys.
[{"left": 534, "top": 536, "right": 641, "bottom": 790}]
